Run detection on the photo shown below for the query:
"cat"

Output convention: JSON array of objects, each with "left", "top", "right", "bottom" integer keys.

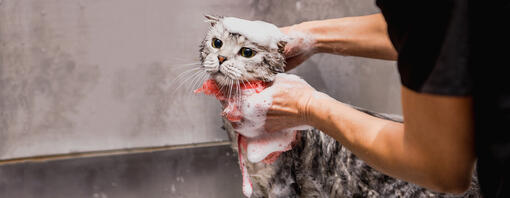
[{"left": 198, "top": 15, "right": 481, "bottom": 198}]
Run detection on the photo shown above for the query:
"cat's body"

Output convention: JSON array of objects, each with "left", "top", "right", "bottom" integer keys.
[
  {"left": 198, "top": 15, "right": 481, "bottom": 197},
  {"left": 224, "top": 109, "right": 480, "bottom": 198}
]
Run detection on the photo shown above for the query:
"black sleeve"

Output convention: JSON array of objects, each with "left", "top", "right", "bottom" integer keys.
[
  {"left": 377, "top": 1, "right": 510, "bottom": 197},
  {"left": 376, "top": 0, "right": 472, "bottom": 96}
]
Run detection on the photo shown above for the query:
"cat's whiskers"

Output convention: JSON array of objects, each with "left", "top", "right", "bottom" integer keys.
[
  {"left": 232, "top": 79, "right": 236, "bottom": 102},
  {"left": 240, "top": 79, "right": 247, "bottom": 88},
  {"left": 168, "top": 67, "right": 204, "bottom": 95},
  {"left": 188, "top": 71, "right": 204, "bottom": 92},
  {"left": 169, "top": 67, "right": 202, "bottom": 86},
  {"left": 190, "top": 70, "right": 209, "bottom": 92},
  {"left": 173, "top": 69, "right": 204, "bottom": 93},
  {"left": 218, "top": 81, "right": 226, "bottom": 94},
  {"left": 238, "top": 81, "right": 242, "bottom": 104},
  {"left": 235, "top": 80, "right": 241, "bottom": 104},
  {"left": 246, "top": 80, "right": 254, "bottom": 89},
  {"left": 232, "top": 80, "right": 236, "bottom": 103},
  {"left": 197, "top": 72, "right": 210, "bottom": 89},
  {"left": 228, "top": 79, "right": 234, "bottom": 102},
  {"left": 168, "top": 57, "right": 199, "bottom": 62},
  {"left": 182, "top": 71, "right": 204, "bottom": 91},
  {"left": 187, "top": 71, "right": 201, "bottom": 91},
  {"left": 173, "top": 62, "right": 201, "bottom": 67},
  {"left": 169, "top": 62, "right": 202, "bottom": 72}
]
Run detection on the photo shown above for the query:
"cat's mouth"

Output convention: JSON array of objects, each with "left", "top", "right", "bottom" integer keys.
[
  {"left": 211, "top": 73, "right": 234, "bottom": 86},
  {"left": 204, "top": 73, "right": 272, "bottom": 100},
  {"left": 211, "top": 72, "right": 273, "bottom": 89},
  {"left": 211, "top": 72, "right": 247, "bottom": 88}
]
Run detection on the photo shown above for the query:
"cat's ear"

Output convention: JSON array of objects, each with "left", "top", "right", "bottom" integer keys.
[
  {"left": 204, "top": 14, "right": 221, "bottom": 26},
  {"left": 277, "top": 40, "right": 288, "bottom": 54}
]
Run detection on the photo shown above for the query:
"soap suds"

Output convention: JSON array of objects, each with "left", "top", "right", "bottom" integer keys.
[
  {"left": 237, "top": 75, "right": 311, "bottom": 163},
  {"left": 244, "top": 129, "right": 297, "bottom": 163},
  {"left": 238, "top": 135, "right": 253, "bottom": 197},
  {"left": 195, "top": 79, "right": 308, "bottom": 164},
  {"left": 195, "top": 75, "right": 312, "bottom": 197},
  {"left": 222, "top": 17, "right": 288, "bottom": 49},
  {"left": 196, "top": 79, "right": 300, "bottom": 197}
]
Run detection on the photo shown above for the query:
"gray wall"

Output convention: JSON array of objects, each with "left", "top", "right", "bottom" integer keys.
[
  {"left": 0, "top": 0, "right": 401, "bottom": 160},
  {"left": 0, "top": 145, "right": 244, "bottom": 198},
  {"left": 0, "top": 0, "right": 403, "bottom": 197}
]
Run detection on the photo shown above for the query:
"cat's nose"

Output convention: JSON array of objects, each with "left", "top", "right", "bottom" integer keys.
[{"left": 217, "top": 55, "right": 227, "bottom": 64}]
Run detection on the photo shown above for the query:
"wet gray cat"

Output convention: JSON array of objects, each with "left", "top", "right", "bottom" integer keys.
[{"left": 199, "top": 15, "right": 481, "bottom": 198}]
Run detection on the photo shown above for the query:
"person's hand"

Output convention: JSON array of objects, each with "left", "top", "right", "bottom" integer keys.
[
  {"left": 279, "top": 24, "right": 318, "bottom": 70},
  {"left": 236, "top": 73, "right": 319, "bottom": 133},
  {"left": 264, "top": 74, "right": 317, "bottom": 132}
]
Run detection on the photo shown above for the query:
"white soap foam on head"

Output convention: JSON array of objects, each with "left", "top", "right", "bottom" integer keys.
[{"left": 222, "top": 17, "right": 288, "bottom": 49}]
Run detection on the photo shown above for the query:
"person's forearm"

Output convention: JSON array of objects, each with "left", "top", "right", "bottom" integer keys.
[
  {"left": 303, "top": 90, "right": 475, "bottom": 193},
  {"left": 295, "top": 14, "right": 397, "bottom": 60},
  {"left": 304, "top": 92, "right": 410, "bottom": 180}
]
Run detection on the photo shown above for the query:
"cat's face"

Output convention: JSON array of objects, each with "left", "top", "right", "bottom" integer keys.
[{"left": 199, "top": 15, "right": 287, "bottom": 88}]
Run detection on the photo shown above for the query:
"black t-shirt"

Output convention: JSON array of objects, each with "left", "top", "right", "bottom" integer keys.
[{"left": 376, "top": 0, "right": 510, "bottom": 197}]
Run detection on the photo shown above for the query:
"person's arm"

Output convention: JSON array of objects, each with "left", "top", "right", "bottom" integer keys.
[
  {"left": 263, "top": 75, "right": 475, "bottom": 194},
  {"left": 271, "top": 14, "right": 476, "bottom": 193},
  {"left": 281, "top": 13, "right": 397, "bottom": 70},
  {"left": 306, "top": 87, "right": 475, "bottom": 193}
]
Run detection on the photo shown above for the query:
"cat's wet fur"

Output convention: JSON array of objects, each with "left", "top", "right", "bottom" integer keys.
[
  {"left": 199, "top": 15, "right": 285, "bottom": 89},
  {"left": 199, "top": 15, "right": 481, "bottom": 198}
]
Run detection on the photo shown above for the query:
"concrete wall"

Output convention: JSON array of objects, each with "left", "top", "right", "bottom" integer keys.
[
  {"left": 0, "top": 0, "right": 401, "bottom": 160},
  {"left": 0, "top": 0, "right": 403, "bottom": 197},
  {"left": 0, "top": 145, "right": 244, "bottom": 198}
]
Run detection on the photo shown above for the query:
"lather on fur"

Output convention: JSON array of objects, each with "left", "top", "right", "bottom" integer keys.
[{"left": 198, "top": 15, "right": 481, "bottom": 198}]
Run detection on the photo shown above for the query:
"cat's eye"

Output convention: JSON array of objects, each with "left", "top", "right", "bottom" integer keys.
[
  {"left": 212, "top": 38, "right": 222, "bottom": 48},
  {"left": 239, "top": 47, "right": 255, "bottom": 58}
]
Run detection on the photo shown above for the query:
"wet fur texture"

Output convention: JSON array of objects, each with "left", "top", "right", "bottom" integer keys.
[
  {"left": 200, "top": 15, "right": 481, "bottom": 197},
  {"left": 199, "top": 15, "right": 285, "bottom": 88},
  {"left": 224, "top": 110, "right": 480, "bottom": 198}
]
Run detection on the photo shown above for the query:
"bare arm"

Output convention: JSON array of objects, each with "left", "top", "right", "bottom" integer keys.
[
  {"left": 281, "top": 13, "right": 397, "bottom": 70},
  {"left": 304, "top": 87, "right": 475, "bottom": 193},
  {"left": 262, "top": 75, "right": 475, "bottom": 193},
  {"left": 270, "top": 14, "right": 476, "bottom": 193}
]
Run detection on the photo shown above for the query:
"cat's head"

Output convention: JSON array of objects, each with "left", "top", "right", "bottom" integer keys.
[{"left": 199, "top": 15, "right": 288, "bottom": 87}]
